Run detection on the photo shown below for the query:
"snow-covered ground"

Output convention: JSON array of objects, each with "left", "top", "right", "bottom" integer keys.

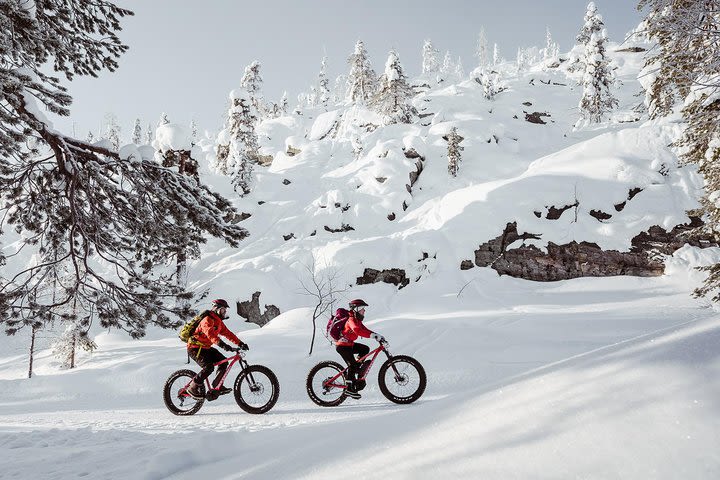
[{"left": 2, "top": 39, "right": 720, "bottom": 479}]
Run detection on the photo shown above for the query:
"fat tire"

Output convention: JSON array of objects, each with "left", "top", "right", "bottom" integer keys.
[
  {"left": 378, "top": 355, "right": 426, "bottom": 405},
  {"left": 163, "top": 369, "right": 205, "bottom": 416},
  {"left": 233, "top": 365, "right": 280, "bottom": 414},
  {"left": 306, "top": 360, "right": 348, "bottom": 407}
]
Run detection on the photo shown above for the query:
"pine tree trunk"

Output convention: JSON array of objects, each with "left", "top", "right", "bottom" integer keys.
[
  {"left": 70, "top": 333, "right": 76, "bottom": 369},
  {"left": 28, "top": 325, "right": 37, "bottom": 379}
]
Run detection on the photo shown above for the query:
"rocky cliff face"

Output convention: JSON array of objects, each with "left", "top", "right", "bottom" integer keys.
[{"left": 469, "top": 218, "right": 713, "bottom": 281}]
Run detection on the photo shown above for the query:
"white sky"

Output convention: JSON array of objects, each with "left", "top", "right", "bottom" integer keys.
[{"left": 51, "top": 0, "right": 642, "bottom": 140}]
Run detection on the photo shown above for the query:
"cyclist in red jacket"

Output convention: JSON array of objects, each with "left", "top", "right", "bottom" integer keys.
[
  {"left": 336, "top": 298, "right": 385, "bottom": 399},
  {"left": 186, "top": 299, "right": 248, "bottom": 399}
]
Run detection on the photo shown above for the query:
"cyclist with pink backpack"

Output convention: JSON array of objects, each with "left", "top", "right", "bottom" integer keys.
[{"left": 331, "top": 299, "right": 385, "bottom": 399}]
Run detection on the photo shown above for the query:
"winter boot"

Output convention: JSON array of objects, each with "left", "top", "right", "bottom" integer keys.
[{"left": 186, "top": 380, "right": 204, "bottom": 400}]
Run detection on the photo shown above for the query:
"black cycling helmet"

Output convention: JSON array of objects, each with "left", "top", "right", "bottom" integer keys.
[
  {"left": 349, "top": 298, "right": 368, "bottom": 309},
  {"left": 211, "top": 298, "right": 229, "bottom": 309}
]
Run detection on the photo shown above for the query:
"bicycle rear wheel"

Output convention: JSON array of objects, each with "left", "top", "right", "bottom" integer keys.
[
  {"left": 306, "top": 361, "right": 347, "bottom": 407},
  {"left": 234, "top": 365, "right": 280, "bottom": 414},
  {"left": 163, "top": 369, "right": 205, "bottom": 416},
  {"left": 378, "top": 355, "right": 426, "bottom": 404}
]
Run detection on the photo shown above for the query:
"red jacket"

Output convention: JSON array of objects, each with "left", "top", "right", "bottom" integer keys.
[
  {"left": 336, "top": 310, "right": 373, "bottom": 347},
  {"left": 188, "top": 311, "right": 241, "bottom": 349}
]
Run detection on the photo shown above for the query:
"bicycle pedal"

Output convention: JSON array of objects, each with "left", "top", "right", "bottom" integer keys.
[{"left": 205, "top": 390, "right": 220, "bottom": 401}]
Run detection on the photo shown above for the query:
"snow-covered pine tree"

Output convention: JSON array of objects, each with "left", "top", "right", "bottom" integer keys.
[
  {"left": 280, "top": 91, "right": 289, "bottom": 115},
  {"left": 422, "top": 39, "right": 440, "bottom": 81},
  {"left": 241, "top": 60, "right": 265, "bottom": 116},
  {"left": 86, "top": 131, "right": 95, "bottom": 143},
  {"left": 446, "top": 127, "right": 464, "bottom": 177},
  {"left": 544, "top": 27, "right": 560, "bottom": 62},
  {"left": 476, "top": 28, "right": 488, "bottom": 69},
  {"left": 190, "top": 119, "right": 198, "bottom": 144},
  {"left": 132, "top": 118, "right": 142, "bottom": 145},
  {"left": 516, "top": 47, "right": 528, "bottom": 73},
  {"left": 441, "top": 51, "right": 454, "bottom": 82},
  {"left": 493, "top": 43, "right": 501, "bottom": 66},
  {"left": 52, "top": 323, "right": 97, "bottom": 369},
  {"left": 639, "top": 0, "right": 720, "bottom": 300},
  {"left": 158, "top": 112, "right": 170, "bottom": 126},
  {"left": 479, "top": 71, "right": 503, "bottom": 100},
  {"left": 346, "top": 40, "right": 377, "bottom": 105},
  {"left": 317, "top": 56, "right": 331, "bottom": 108},
  {"left": 372, "top": 50, "right": 418, "bottom": 125},
  {"left": 332, "top": 75, "right": 347, "bottom": 104},
  {"left": 104, "top": 113, "right": 121, "bottom": 150},
  {"left": 214, "top": 88, "right": 260, "bottom": 196},
  {"left": 455, "top": 56, "right": 465, "bottom": 80},
  {"left": 145, "top": 122, "right": 153, "bottom": 144},
  {"left": 577, "top": 29, "right": 618, "bottom": 124},
  {"left": 0, "top": 1, "right": 248, "bottom": 338},
  {"left": 577, "top": 1, "right": 604, "bottom": 44}
]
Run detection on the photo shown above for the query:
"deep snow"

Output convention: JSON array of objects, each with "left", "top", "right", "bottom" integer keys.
[{"left": 2, "top": 37, "right": 720, "bottom": 479}]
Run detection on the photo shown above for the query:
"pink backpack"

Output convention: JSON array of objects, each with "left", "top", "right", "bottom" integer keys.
[{"left": 326, "top": 308, "right": 350, "bottom": 341}]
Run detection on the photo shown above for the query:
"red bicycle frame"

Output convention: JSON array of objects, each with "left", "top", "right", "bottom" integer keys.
[
  {"left": 324, "top": 343, "right": 391, "bottom": 391},
  {"left": 180, "top": 351, "right": 249, "bottom": 397}
]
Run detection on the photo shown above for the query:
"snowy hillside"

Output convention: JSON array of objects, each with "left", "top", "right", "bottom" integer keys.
[{"left": 2, "top": 36, "right": 720, "bottom": 479}]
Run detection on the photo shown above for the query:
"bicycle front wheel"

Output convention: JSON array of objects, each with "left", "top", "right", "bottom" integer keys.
[
  {"left": 163, "top": 369, "right": 205, "bottom": 416},
  {"left": 306, "top": 361, "right": 347, "bottom": 407},
  {"left": 378, "top": 355, "right": 426, "bottom": 404},
  {"left": 233, "top": 365, "right": 280, "bottom": 414}
]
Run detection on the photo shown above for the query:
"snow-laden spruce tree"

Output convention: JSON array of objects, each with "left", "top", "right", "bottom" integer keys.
[
  {"left": 145, "top": 122, "right": 153, "bottom": 144},
  {"left": 577, "top": 2, "right": 604, "bottom": 44},
  {"left": 479, "top": 71, "right": 503, "bottom": 100},
  {"left": 476, "top": 29, "right": 489, "bottom": 69},
  {"left": 639, "top": 0, "right": 720, "bottom": 300},
  {"left": 241, "top": 60, "right": 265, "bottom": 116},
  {"left": 104, "top": 113, "right": 121, "bottom": 150},
  {"left": 158, "top": 112, "right": 170, "bottom": 126},
  {"left": 52, "top": 320, "right": 98, "bottom": 369},
  {"left": 422, "top": 39, "right": 440, "bottom": 83},
  {"left": 346, "top": 40, "right": 377, "bottom": 105},
  {"left": 214, "top": 88, "right": 259, "bottom": 196},
  {"left": 132, "top": 118, "right": 142, "bottom": 145},
  {"left": 577, "top": 29, "right": 618, "bottom": 125},
  {"left": 441, "top": 51, "right": 455, "bottom": 83},
  {"left": 317, "top": 56, "right": 331, "bottom": 109},
  {"left": 332, "top": 75, "right": 347, "bottom": 104},
  {"left": 492, "top": 43, "right": 501, "bottom": 66},
  {"left": 544, "top": 27, "right": 560, "bottom": 63},
  {"left": 0, "top": 1, "right": 247, "bottom": 338},
  {"left": 446, "top": 127, "right": 464, "bottom": 177},
  {"left": 372, "top": 50, "right": 418, "bottom": 125}
]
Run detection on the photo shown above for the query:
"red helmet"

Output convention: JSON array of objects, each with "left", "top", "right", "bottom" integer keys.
[
  {"left": 349, "top": 298, "right": 368, "bottom": 309},
  {"left": 211, "top": 298, "right": 229, "bottom": 309}
]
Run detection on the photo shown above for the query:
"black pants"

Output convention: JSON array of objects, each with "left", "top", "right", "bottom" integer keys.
[
  {"left": 336, "top": 343, "right": 370, "bottom": 381},
  {"left": 189, "top": 347, "right": 228, "bottom": 388}
]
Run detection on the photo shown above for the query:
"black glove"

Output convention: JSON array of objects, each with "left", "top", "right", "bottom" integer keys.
[
  {"left": 238, "top": 342, "right": 249, "bottom": 351},
  {"left": 217, "top": 340, "right": 233, "bottom": 352}
]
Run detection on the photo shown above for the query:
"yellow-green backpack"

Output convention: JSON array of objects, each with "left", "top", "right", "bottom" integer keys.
[{"left": 178, "top": 310, "right": 210, "bottom": 343}]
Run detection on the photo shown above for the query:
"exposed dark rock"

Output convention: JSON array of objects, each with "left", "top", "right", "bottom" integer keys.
[
  {"left": 533, "top": 211, "right": 542, "bottom": 218},
  {"left": 282, "top": 178, "right": 291, "bottom": 185},
  {"left": 286, "top": 146, "right": 301, "bottom": 157},
  {"left": 283, "top": 233, "right": 295, "bottom": 241},
  {"left": 236, "top": 292, "right": 281, "bottom": 327},
  {"left": 324, "top": 224, "right": 354, "bottom": 233},
  {"left": 522, "top": 101, "right": 533, "bottom": 106},
  {"left": 257, "top": 201, "right": 266, "bottom": 205},
  {"left": 472, "top": 219, "right": 714, "bottom": 282},
  {"left": 376, "top": 177, "right": 387, "bottom": 183},
  {"left": 310, "top": 230, "right": 317, "bottom": 236},
  {"left": 231, "top": 212, "right": 252, "bottom": 223},
  {"left": 589, "top": 209, "right": 612, "bottom": 221},
  {"left": 525, "top": 111, "right": 551, "bottom": 124},
  {"left": 614, "top": 201, "right": 626, "bottom": 212},
  {"left": 460, "top": 260, "right": 474, "bottom": 270},
  {"left": 546, "top": 202, "right": 578, "bottom": 220},
  {"left": 628, "top": 187, "right": 643, "bottom": 201},
  {"left": 403, "top": 148, "right": 424, "bottom": 159},
  {"left": 357, "top": 268, "right": 410, "bottom": 289},
  {"left": 387, "top": 213, "right": 396, "bottom": 221}
]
